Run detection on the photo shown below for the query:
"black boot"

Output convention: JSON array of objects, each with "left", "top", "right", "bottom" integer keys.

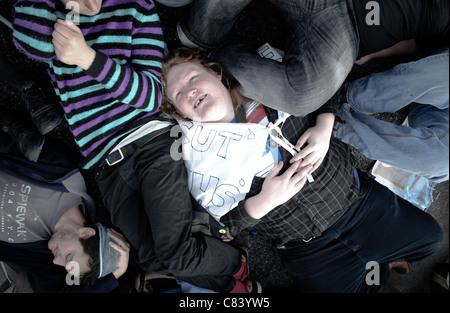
[
  {"left": 14, "top": 81, "right": 63, "bottom": 135},
  {"left": 0, "top": 113, "right": 45, "bottom": 162}
]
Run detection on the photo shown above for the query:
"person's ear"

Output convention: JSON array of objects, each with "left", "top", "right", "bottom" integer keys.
[{"left": 78, "top": 227, "right": 96, "bottom": 239}]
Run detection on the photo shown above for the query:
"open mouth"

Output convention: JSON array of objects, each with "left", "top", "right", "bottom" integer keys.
[{"left": 194, "top": 95, "right": 207, "bottom": 109}]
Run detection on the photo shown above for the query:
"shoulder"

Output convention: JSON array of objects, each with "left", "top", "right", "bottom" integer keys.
[
  {"left": 101, "top": 0, "right": 160, "bottom": 25},
  {"left": 14, "top": 0, "right": 56, "bottom": 19},
  {"left": 102, "top": 0, "right": 158, "bottom": 12}
]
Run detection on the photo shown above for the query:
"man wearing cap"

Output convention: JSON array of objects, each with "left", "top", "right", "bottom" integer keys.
[{"left": 0, "top": 126, "right": 129, "bottom": 292}]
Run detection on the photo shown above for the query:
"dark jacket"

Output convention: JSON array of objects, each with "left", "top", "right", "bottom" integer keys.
[{"left": 94, "top": 118, "right": 241, "bottom": 293}]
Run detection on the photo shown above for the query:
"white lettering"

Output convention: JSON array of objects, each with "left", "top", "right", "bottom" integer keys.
[
  {"left": 65, "top": 261, "right": 80, "bottom": 286},
  {"left": 365, "top": 261, "right": 380, "bottom": 285},
  {"left": 65, "top": 1, "right": 80, "bottom": 25},
  {"left": 179, "top": 297, "right": 213, "bottom": 311},
  {"left": 365, "top": 1, "right": 380, "bottom": 26}
]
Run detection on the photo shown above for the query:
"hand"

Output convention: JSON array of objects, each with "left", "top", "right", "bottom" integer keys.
[
  {"left": 290, "top": 113, "right": 334, "bottom": 174},
  {"left": 109, "top": 229, "right": 130, "bottom": 279},
  {"left": 355, "top": 39, "right": 417, "bottom": 65},
  {"left": 52, "top": 19, "right": 96, "bottom": 70},
  {"left": 245, "top": 161, "right": 312, "bottom": 219}
]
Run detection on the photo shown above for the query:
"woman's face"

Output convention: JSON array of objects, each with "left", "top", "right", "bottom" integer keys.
[{"left": 165, "top": 62, "right": 235, "bottom": 123}]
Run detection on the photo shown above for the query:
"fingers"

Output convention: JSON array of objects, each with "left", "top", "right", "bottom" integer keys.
[
  {"left": 52, "top": 39, "right": 64, "bottom": 57},
  {"left": 109, "top": 229, "right": 130, "bottom": 254},
  {"left": 53, "top": 20, "right": 71, "bottom": 39},
  {"left": 292, "top": 162, "right": 312, "bottom": 183},
  {"left": 55, "top": 19, "right": 81, "bottom": 33},
  {"left": 288, "top": 162, "right": 311, "bottom": 195},
  {"left": 282, "top": 160, "right": 311, "bottom": 185},
  {"left": 309, "top": 157, "right": 324, "bottom": 174},
  {"left": 294, "top": 175, "right": 308, "bottom": 189},
  {"left": 294, "top": 164, "right": 313, "bottom": 186},
  {"left": 301, "top": 150, "right": 318, "bottom": 165},
  {"left": 295, "top": 132, "right": 309, "bottom": 151},
  {"left": 267, "top": 161, "right": 284, "bottom": 179},
  {"left": 283, "top": 160, "right": 300, "bottom": 178},
  {"left": 51, "top": 27, "right": 66, "bottom": 49},
  {"left": 52, "top": 20, "right": 72, "bottom": 57},
  {"left": 290, "top": 146, "right": 309, "bottom": 163},
  {"left": 52, "top": 19, "right": 81, "bottom": 46}
]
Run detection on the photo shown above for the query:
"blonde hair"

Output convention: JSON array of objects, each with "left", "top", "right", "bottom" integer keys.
[{"left": 161, "top": 47, "right": 243, "bottom": 119}]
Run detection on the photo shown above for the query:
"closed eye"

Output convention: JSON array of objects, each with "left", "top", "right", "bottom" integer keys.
[{"left": 65, "top": 252, "right": 73, "bottom": 263}]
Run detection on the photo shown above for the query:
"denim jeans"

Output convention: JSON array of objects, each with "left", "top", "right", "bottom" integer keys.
[
  {"left": 277, "top": 179, "right": 444, "bottom": 293},
  {"left": 335, "top": 46, "right": 449, "bottom": 182},
  {"left": 178, "top": 0, "right": 359, "bottom": 116}
]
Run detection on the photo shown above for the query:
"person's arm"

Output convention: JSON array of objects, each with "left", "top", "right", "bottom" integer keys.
[
  {"left": 289, "top": 113, "right": 335, "bottom": 173},
  {"left": 12, "top": 0, "right": 57, "bottom": 62},
  {"left": 118, "top": 136, "right": 241, "bottom": 287},
  {"left": 244, "top": 161, "right": 310, "bottom": 219},
  {"left": 220, "top": 161, "right": 312, "bottom": 236},
  {"left": 356, "top": 39, "right": 417, "bottom": 65},
  {"left": 144, "top": 161, "right": 240, "bottom": 278},
  {"left": 51, "top": 0, "right": 164, "bottom": 111}
]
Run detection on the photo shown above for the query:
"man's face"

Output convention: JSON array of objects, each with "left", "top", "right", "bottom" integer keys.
[
  {"left": 48, "top": 226, "right": 93, "bottom": 276},
  {"left": 60, "top": 0, "right": 103, "bottom": 16},
  {"left": 165, "top": 62, "right": 235, "bottom": 123}
]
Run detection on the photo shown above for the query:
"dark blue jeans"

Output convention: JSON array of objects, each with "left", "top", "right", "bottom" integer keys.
[
  {"left": 179, "top": 0, "right": 359, "bottom": 116},
  {"left": 277, "top": 179, "right": 444, "bottom": 293}
]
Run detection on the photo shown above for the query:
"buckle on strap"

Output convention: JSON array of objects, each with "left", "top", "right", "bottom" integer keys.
[{"left": 106, "top": 148, "right": 125, "bottom": 166}]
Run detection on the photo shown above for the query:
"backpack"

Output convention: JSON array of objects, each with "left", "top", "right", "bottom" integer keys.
[{"left": 0, "top": 261, "right": 32, "bottom": 293}]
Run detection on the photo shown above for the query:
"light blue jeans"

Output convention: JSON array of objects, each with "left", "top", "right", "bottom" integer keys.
[{"left": 335, "top": 46, "right": 449, "bottom": 182}]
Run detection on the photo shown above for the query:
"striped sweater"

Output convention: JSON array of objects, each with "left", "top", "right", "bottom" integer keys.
[{"left": 13, "top": 0, "right": 164, "bottom": 169}]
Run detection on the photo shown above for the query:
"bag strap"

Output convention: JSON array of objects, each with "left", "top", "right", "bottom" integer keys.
[{"left": 0, "top": 262, "right": 14, "bottom": 293}]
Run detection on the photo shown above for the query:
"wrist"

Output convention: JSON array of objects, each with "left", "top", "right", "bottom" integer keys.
[
  {"left": 79, "top": 47, "right": 96, "bottom": 71},
  {"left": 112, "top": 268, "right": 125, "bottom": 280},
  {"left": 245, "top": 194, "right": 274, "bottom": 220},
  {"left": 316, "top": 113, "right": 335, "bottom": 135}
]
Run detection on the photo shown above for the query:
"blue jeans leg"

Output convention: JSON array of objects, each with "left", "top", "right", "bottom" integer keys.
[
  {"left": 336, "top": 47, "right": 449, "bottom": 182},
  {"left": 347, "top": 46, "right": 449, "bottom": 113},
  {"left": 277, "top": 180, "right": 444, "bottom": 293}
]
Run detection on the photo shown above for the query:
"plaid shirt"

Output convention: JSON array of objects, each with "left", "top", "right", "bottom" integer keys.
[{"left": 220, "top": 103, "right": 361, "bottom": 246}]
